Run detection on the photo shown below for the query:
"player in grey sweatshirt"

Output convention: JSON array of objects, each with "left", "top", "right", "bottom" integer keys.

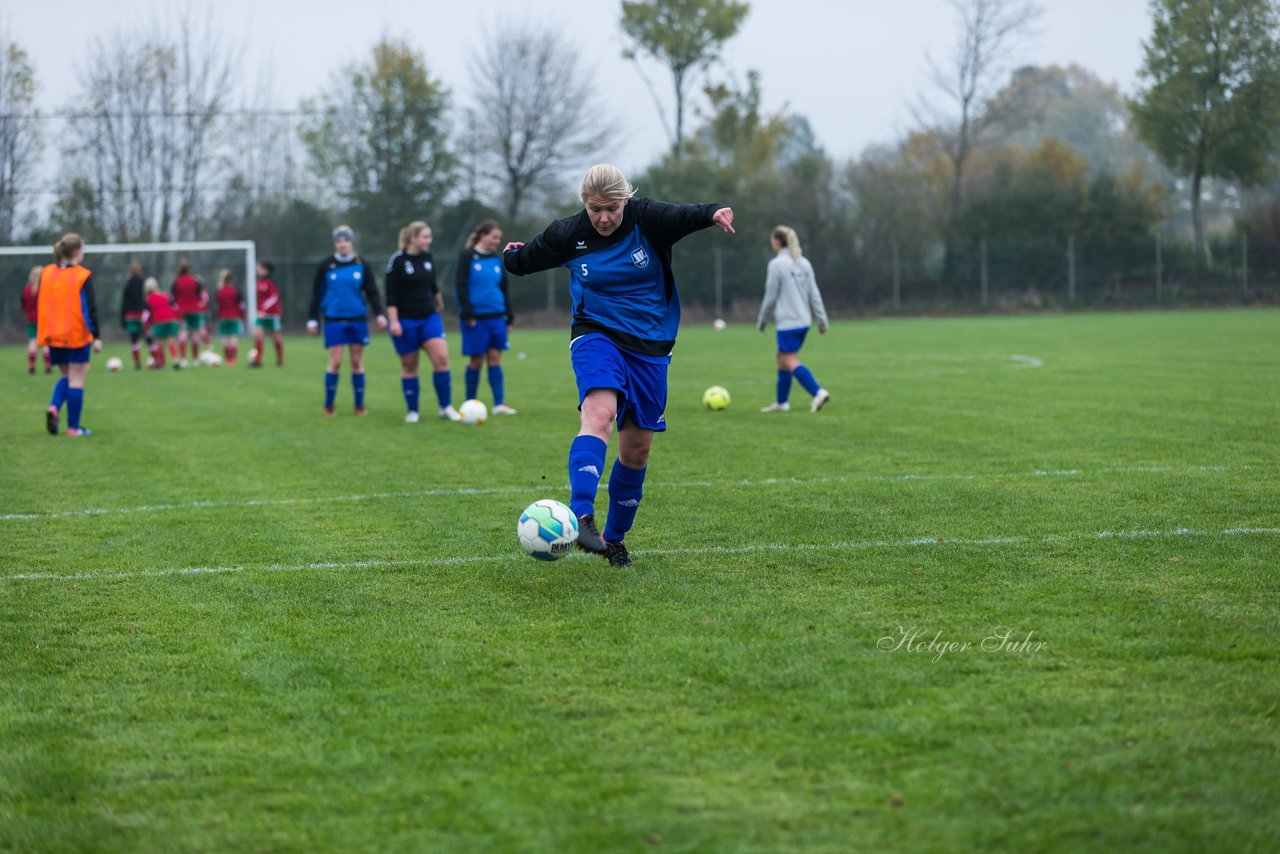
[{"left": 756, "top": 225, "right": 831, "bottom": 412}]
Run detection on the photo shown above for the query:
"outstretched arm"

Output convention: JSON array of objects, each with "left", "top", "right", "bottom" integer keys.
[
  {"left": 504, "top": 220, "right": 570, "bottom": 276},
  {"left": 634, "top": 199, "right": 734, "bottom": 245}
]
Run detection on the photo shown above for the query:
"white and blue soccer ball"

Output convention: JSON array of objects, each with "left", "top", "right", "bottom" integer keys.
[{"left": 517, "top": 499, "right": 579, "bottom": 561}]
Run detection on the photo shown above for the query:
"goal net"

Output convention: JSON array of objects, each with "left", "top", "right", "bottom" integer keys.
[{"left": 2, "top": 240, "right": 257, "bottom": 343}]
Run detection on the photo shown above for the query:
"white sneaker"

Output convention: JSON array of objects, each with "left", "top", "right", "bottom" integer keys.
[
  {"left": 760, "top": 402, "right": 791, "bottom": 413},
  {"left": 492, "top": 404, "right": 518, "bottom": 415},
  {"left": 404, "top": 411, "right": 420, "bottom": 424},
  {"left": 811, "top": 389, "right": 831, "bottom": 412},
  {"left": 439, "top": 405, "right": 462, "bottom": 422}
]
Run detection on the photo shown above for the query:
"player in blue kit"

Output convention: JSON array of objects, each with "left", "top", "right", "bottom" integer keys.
[
  {"left": 456, "top": 220, "right": 517, "bottom": 415},
  {"left": 504, "top": 164, "right": 735, "bottom": 567},
  {"left": 307, "top": 226, "right": 386, "bottom": 416},
  {"left": 386, "top": 221, "right": 460, "bottom": 423}
]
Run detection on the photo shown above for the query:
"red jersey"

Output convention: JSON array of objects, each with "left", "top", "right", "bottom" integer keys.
[
  {"left": 172, "top": 273, "right": 206, "bottom": 314},
  {"left": 256, "top": 277, "right": 282, "bottom": 317},
  {"left": 146, "top": 291, "right": 178, "bottom": 323},
  {"left": 216, "top": 284, "right": 245, "bottom": 320},
  {"left": 21, "top": 283, "right": 39, "bottom": 324}
]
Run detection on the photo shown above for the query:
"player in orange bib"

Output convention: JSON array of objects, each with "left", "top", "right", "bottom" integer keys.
[{"left": 37, "top": 233, "right": 102, "bottom": 436}]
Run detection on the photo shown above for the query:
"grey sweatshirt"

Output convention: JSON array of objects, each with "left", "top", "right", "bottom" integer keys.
[{"left": 757, "top": 249, "right": 829, "bottom": 331}]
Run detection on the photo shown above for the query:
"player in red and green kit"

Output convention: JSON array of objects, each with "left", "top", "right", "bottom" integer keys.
[
  {"left": 250, "top": 260, "right": 284, "bottom": 367},
  {"left": 21, "top": 265, "right": 52, "bottom": 374},
  {"left": 171, "top": 260, "right": 208, "bottom": 364},
  {"left": 215, "top": 268, "right": 246, "bottom": 365}
]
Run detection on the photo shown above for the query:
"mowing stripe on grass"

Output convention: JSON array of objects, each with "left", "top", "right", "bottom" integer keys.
[
  {"left": 4, "top": 526, "right": 1277, "bottom": 583},
  {"left": 0, "top": 464, "right": 1252, "bottom": 523}
]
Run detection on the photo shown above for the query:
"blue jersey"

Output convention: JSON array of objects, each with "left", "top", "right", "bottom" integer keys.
[
  {"left": 309, "top": 255, "right": 382, "bottom": 322},
  {"left": 455, "top": 248, "right": 511, "bottom": 320},
  {"left": 503, "top": 197, "right": 722, "bottom": 356}
]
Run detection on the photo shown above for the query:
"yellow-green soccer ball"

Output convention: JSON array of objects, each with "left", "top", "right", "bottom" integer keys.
[{"left": 702, "top": 385, "right": 731, "bottom": 411}]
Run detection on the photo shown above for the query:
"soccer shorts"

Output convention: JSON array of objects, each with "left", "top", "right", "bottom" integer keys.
[
  {"left": 25, "top": 323, "right": 37, "bottom": 339},
  {"left": 123, "top": 314, "right": 145, "bottom": 335},
  {"left": 324, "top": 320, "right": 370, "bottom": 348},
  {"left": 776, "top": 326, "right": 809, "bottom": 354},
  {"left": 218, "top": 319, "right": 244, "bottom": 336},
  {"left": 49, "top": 344, "right": 92, "bottom": 365},
  {"left": 183, "top": 312, "right": 206, "bottom": 331},
  {"left": 461, "top": 316, "right": 509, "bottom": 356},
  {"left": 151, "top": 321, "right": 181, "bottom": 338},
  {"left": 571, "top": 333, "right": 670, "bottom": 432},
  {"left": 391, "top": 314, "right": 445, "bottom": 356},
  {"left": 256, "top": 316, "right": 283, "bottom": 332}
]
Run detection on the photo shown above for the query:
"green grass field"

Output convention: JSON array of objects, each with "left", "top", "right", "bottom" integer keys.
[{"left": 2, "top": 309, "right": 1277, "bottom": 852}]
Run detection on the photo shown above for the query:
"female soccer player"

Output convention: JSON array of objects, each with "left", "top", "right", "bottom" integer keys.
[
  {"left": 21, "top": 265, "right": 51, "bottom": 374},
  {"left": 307, "top": 225, "right": 386, "bottom": 416},
  {"left": 756, "top": 225, "right": 831, "bottom": 413},
  {"left": 171, "top": 260, "right": 208, "bottom": 364},
  {"left": 120, "top": 261, "right": 155, "bottom": 369},
  {"left": 385, "top": 221, "right": 460, "bottom": 423},
  {"left": 251, "top": 260, "right": 285, "bottom": 367},
  {"left": 504, "top": 164, "right": 735, "bottom": 567},
  {"left": 457, "top": 220, "right": 516, "bottom": 415},
  {"left": 215, "top": 268, "right": 246, "bottom": 365},
  {"left": 37, "top": 234, "right": 101, "bottom": 436},
  {"left": 145, "top": 277, "right": 182, "bottom": 369}
]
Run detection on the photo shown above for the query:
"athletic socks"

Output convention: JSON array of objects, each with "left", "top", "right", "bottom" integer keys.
[
  {"left": 567, "top": 435, "right": 608, "bottom": 518},
  {"left": 27, "top": 350, "right": 36, "bottom": 372},
  {"left": 224, "top": 344, "right": 237, "bottom": 364},
  {"left": 66, "top": 388, "right": 84, "bottom": 431},
  {"left": 488, "top": 365, "right": 505, "bottom": 406},
  {"left": 352, "top": 373, "right": 366, "bottom": 409},
  {"left": 50, "top": 377, "right": 68, "bottom": 411},
  {"left": 793, "top": 364, "right": 821, "bottom": 397},
  {"left": 603, "top": 461, "right": 646, "bottom": 544},
  {"left": 465, "top": 366, "right": 480, "bottom": 401},
  {"left": 777, "top": 369, "right": 794, "bottom": 405},
  {"left": 432, "top": 370, "right": 451, "bottom": 408},
  {"left": 131, "top": 343, "right": 142, "bottom": 368},
  {"left": 273, "top": 338, "right": 284, "bottom": 365},
  {"left": 324, "top": 371, "right": 339, "bottom": 409},
  {"left": 402, "top": 377, "right": 420, "bottom": 413}
]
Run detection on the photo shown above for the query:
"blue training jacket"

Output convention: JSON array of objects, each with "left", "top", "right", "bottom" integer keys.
[
  {"left": 455, "top": 249, "right": 511, "bottom": 321},
  {"left": 309, "top": 255, "right": 382, "bottom": 322}
]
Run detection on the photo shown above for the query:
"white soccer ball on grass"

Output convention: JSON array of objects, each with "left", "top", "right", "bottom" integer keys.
[
  {"left": 105, "top": 357, "right": 124, "bottom": 372},
  {"left": 459, "top": 399, "right": 487, "bottom": 425}
]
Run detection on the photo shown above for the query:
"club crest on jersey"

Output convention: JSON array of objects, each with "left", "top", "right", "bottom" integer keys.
[
  {"left": 631, "top": 247, "right": 650, "bottom": 268},
  {"left": 405, "top": 260, "right": 415, "bottom": 275}
]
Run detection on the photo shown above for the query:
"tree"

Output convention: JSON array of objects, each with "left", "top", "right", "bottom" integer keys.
[
  {"left": 0, "top": 36, "right": 41, "bottom": 244},
  {"left": 467, "top": 23, "right": 606, "bottom": 222},
  {"left": 300, "top": 39, "right": 455, "bottom": 252},
  {"left": 1130, "top": 0, "right": 1280, "bottom": 268},
  {"left": 620, "top": 0, "right": 749, "bottom": 161},
  {"left": 920, "top": 0, "right": 1042, "bottom": 283}
]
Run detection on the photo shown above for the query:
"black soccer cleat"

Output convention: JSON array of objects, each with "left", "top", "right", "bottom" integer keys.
[
  {"left": 46, "top": 406, "right": 58, "bottom": 435},
  {"left": 576, "top": 514, "right": 608, "bottom": 555},
  {"left": 605, "top": 540, "right": 633, "bottom": 568}
]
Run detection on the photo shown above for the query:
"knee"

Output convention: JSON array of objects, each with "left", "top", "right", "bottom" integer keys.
[
  {"left": 580, "top": 403, "right": 616, "bottom": 439},
  {"left": 619, "top": 445, "right": 651, "bottom": 469},
  {"left": 487, "top": 352, "right": 501, "bottom": 368},
  {"left": 469, "top": 355, "right": 483, "bottom": 369}
]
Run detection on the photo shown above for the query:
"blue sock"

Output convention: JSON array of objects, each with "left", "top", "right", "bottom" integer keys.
[
  {"left": 488, "top": 364, "right": 505, "bottom": 406},
  {"left": 67, "top": 388, "right": 84, "bottom": 430},
  {"left": 402, "top": 376, "right": 420, "bottom": 413},
  {"left": 50, "top": 377, "right": 68, "bottom": 411},
  {"left": 465, "top": 365, "right": 480, "bottom": 400},
  {"left": 324, "top": 371, "right": 339, "bottom": 409},
  {"left": 567, "top": 435, "right": 608, "bottom": 518},
  {"left": 793, "top": 364, "right": 821, "bottom": 396},
  {"left": 433, "top": 370, "right": 451, "bottom": 408},
  {"left": 603, "top": 462, "right": 646, "bottom": 544},
  {"left": 776, "top": 370, "right": 793, "bottom": 405},
  {"left": 353, "top": 372, "right": 366, "bottom": 409}
]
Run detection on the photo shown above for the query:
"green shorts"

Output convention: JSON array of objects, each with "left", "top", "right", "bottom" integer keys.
[
  {"left": 151, "top": 321, "right": 181, "bottom": 338},
  {"left": 25, "top": 322, "right": 37, "bottom": 339},
  {"left": 256, "top": 316, "right": 283, "bottom": 332},
  {"left": 183, "top": 312, "right": 206, "bottom": 331},
  {"left": 124, "top": 319, "right": 145, "bottom": 335},
  {"left": 219, "top": 319, "right": 244, "bottom": 336}
]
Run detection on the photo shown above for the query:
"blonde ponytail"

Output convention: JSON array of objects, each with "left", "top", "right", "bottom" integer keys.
[
  {"left": 772, "top": 226, "right": 802, "bottom": 261},
  {"left": 400, "top": 221, "right": 429, "bottom": 252}
]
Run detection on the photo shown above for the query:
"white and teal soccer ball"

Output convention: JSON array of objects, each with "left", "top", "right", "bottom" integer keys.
[
  {"left": 518, "top": 499, "right": 579, "bottom": 561},
  {"left": 105, "top": 357, "right": 124, "bottom": 372},
  {"left": 459, "top": 399, "right": 487, "bottom": 425},
  {"left": 703, "top": 385, "right": 731, "bottom": 411}
]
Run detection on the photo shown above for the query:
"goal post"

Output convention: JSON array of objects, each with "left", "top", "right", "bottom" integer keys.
[{"left": 1, "top": 240, "right": 258, "bottom": 336}]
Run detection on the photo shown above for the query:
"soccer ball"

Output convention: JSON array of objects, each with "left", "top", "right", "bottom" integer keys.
[
  {"left": 703, "top": 385, "right": 731, "bottom": 411},
  {"left": 105, "top": 357, "right": 124, "bottom": 372},
  {"left": 518, "top": 499, "right": 579, "bottom": 560},
  {"left": 459, "top": 399, "right": 487, "bottom": 425},
  {"left": 199, "top": 350, "right": 223, "bottom": 367},
  {"left": 713, "top": 318, "right": 727, "bottom": 330},
  {"left": 249, "top": 348, "right": 260, "bottom": 363}
]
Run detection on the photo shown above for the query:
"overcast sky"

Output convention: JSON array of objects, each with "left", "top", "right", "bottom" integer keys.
[{"left": 5, "top": 0, "right": 1154, "bottom": 173}]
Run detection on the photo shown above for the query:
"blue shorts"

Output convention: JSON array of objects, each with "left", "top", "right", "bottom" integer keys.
[
  {"left": 391, "top": 315, "right": 445, "bottom": 356},
  {"left": 461, "top": 317, "right": 509, "bottom": 356},
  {"left": 571, "top": 334, "right": 669, "bottom": 432},
  {"left": 777, "top": 326, "right": 809, "bottom": 354},
  {"left": 49, "top": 345, "right": 92, "bottom": 365},
  {"left": 324, "top": 320, "right": 370, "bottom": 348}
]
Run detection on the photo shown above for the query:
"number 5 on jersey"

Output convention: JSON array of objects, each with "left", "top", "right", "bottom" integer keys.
[{"left": 580, "top": 263, "right": 588, "bottom": 278}]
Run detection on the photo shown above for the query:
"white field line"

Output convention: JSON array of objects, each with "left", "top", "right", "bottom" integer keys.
[
  {"left": 4, "top": 527, "right": 1278, "bottom": 583},
  {"left": 0, "top": 464, "right": 1256, "bottom": 523}
]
